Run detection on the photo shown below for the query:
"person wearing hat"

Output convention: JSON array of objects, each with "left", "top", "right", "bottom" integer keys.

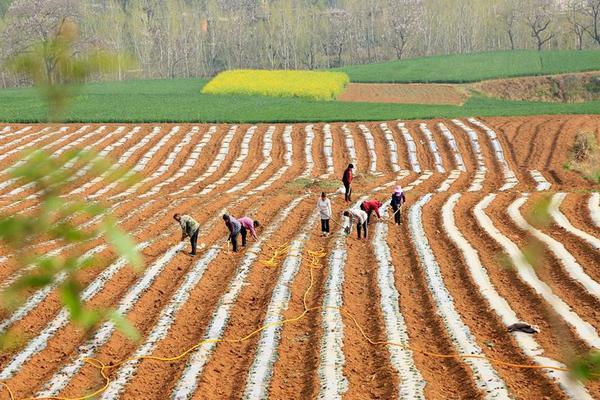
[
  {"left": 390, "top": 185, "right": 406, "bottom": 225},
  {"left": 317, "top": 192, "right": 333, "bottom": 237},
  {"left": 342, "top": 163, "right": 354, "bottom": 202}
]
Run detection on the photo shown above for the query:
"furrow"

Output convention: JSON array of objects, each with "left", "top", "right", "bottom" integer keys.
[
  {"left": 0, "top": 126, "right": 47, "bottom": 155},
  {"left": 0, "top": 127, "right": 70, "bottom": 191},
  {"left": 6, "top": 126, "right": 110, "bottom": 198},
  {"left": 170, "top": 196, "right": 307, "bottom": 400},
  {"left": 379, "top": 123, "right": 402, "bottom": 173},
  {"left": 36, "top": 242, "right": 187, "bottom": 397},
  {"left": 409, "top": 194, "right": 510, "bottom": 398},
  {"left": 198, "top": 126, "right": 256, "bottom": 196},
  {"left": 241, "top": 210, "right": 320, "bottom": 400},
  {"left": 357, "top": 124, "right": 379, "bottom": 175},
  {"left": 86, "top": 126, "right": 165, "bottom": 198},
  {"left": 171, "top": 125, "right": 238, "bottom": 196},
  {"left": 247, "top": 125, "right": 293, "bottom": 196},
  {"left": 418, "top": 123, "right": 445, "bottom": 173},
  {"left": 437, "top": 122, "right": 467, "bottom": 172},
  {"left": 0, "top": 126, "right": 31, "bottom": 143},
  {"left": 0, "top": 241, "right": 152, "bottom": 381},
  {"left": 322, "top": 124, "right": 335, "bottom": 177},
  {"left": 114, "top": 126, "right": 199, "bottom": 199},
  {"left": 468, "top": 118, "right": 519, "bottom": 191},
  {"left": 397, "top": 122, "right": 421, "bottom": 173},
  {"left": 141, "top": 126, "right": 217, "bottom": 198},
  {"left": 301, "top": 124, "right": 315, "bottom": 178},
  {"left": 99, "top": 246, "right": 221, "bottom": 399},
  {"left": 529, "top": 170, "right": 552, "bottom": 191},
  {"left": 227, "top": 126, "right": 274, "bottom": 194},
  {"left": 340, "top": 125, "right": 358, "bottom": 169},
  {"left": 103, "top": 126, "right": 182, "bottom": 200},
  {"left": 475, "top": 194, "right": 600, "bottom": 348},
  {"left": 68, "top": 126, "right": 143, "bottom": 195},
  {"left": 452, "top": 119, "right": 487, "bottom": 192},
  {"left": 509, "top": 194, "right": 600, "bottom": 302},
  {"left": 0, "top": 245, "right": 107, "bottom": 337},
  {"left": 372, "top": 202, "right": 426, "bottom": 399},
  {"left": 318, "top": 198, "right": 368, "bottom": 400},
  {"left": 551, "top": 193, "right": 600, "bottom": 250},
  {"left": 590, "top": 193, "right": 600, "bottom": 228},
  {"left": 444, "top": 194, "right": 591, "bottom": 399}
]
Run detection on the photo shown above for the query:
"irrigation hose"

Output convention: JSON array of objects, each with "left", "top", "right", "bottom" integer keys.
[{"left": 1, "top": 240, "right": 597, "bottom": 400}]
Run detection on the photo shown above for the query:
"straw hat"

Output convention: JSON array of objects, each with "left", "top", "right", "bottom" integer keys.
[{"left": 393, "top": 185, "right": 403, "bottom": 195}]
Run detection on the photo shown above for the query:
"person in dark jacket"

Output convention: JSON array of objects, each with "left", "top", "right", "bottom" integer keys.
[
  {"left": 360, "top": 199, "right": 382, "bottom": 224},
  {"left": 342, "top": 163, "right": 354, "bottom": 202},
  {"left": 223, "top": 214, "right": 242, "bottom": 252},
  {"left": 390, "top": 186, "right": 406, "bottom": 225}
]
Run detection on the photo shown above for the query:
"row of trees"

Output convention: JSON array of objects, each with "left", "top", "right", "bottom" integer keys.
[{"left": 0, "top": 0, "right": 599, "bottom": 87}]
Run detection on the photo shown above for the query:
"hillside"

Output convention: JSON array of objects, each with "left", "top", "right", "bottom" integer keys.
[{"left": 339, "top": 50, "right": 600, "bottom": 83}]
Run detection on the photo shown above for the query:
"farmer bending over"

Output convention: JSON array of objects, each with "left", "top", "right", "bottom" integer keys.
[
  {"left": 173, "top": 213, "right": 200, "bottom": 255},
  {"left": 223, "top": 214, "right": 243, "bottom": 252},
  {"left": 343, "top": 208, "right": 368, "bottom": 240},
  {"left": 360, "top": 199, "right": 382, "bottom": 224},
  {"left": 239, "top": 216, "right": 260, "bottom": 246}
]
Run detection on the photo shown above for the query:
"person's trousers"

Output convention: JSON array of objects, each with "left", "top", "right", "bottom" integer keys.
[
  {"left": 366, "top": 210, "right": 373, "bottom": 224},
  {"left": 391, "top": 204, "right": 401, "bottom": 224},
  {"left": 241, "top": 226, "right": 248, "bottom": 246},
  {"left": 344, "top": 182, "right": 352, "bottom": 202},
  {"left": 321, "top": 219, "right": 330, "bottom": 233},
  {"left": 231, "top": 228, "right": 247, "bottom": 252},
  {"left": 357, "top": 221, "right": 367, "bottom": 239},
  {"left": 190, "top": 228, "right": 200, "bottom": 254}
]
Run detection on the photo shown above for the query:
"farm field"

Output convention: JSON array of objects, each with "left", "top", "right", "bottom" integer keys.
[
  {"left": 339, "top": 50, "right": 600, "bottom": 83},
  {"left": 0, "top": 116, "right": 598, "bottom": 399},
  {"left": 1, "top": 78, "right": 600, "bottom": 123},
  {"left": 337, "top": 83, "right": 468, "bottom": 105}
]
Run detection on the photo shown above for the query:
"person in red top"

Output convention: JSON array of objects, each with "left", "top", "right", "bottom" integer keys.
[
  {"left": 238, "top": 216, "right": 260, "bottom": 247},
  {"left": 342, "top": 163, "right": 354, "bottom": 202},
  {"left": 360, "top": 199, "right": 382, "bottom": 224}
]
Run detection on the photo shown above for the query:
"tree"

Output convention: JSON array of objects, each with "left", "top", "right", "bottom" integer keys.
[
  {"left": 567, "top": 0, "right": 590, "bottom": 50},
  {"left": 501, "top": 0, "right": 521, "bottom": 50},
  {"left": 384, "top": 0, "right": 421, "bottom": 59},
  {"left": 525, "top": 1, "right": 557, "bottom": 50},
  {"left": 582, "top": 0, "right": 600, "bottom": 45}
]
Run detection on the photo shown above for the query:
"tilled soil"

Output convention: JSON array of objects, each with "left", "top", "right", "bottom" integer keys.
[{"left": 0, "top": 116, "right": 598, "bottom": 400}]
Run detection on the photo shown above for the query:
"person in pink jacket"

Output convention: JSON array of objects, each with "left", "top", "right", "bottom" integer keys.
[{"left": 238, "top": 216, "right": 260, "bottom": 247}]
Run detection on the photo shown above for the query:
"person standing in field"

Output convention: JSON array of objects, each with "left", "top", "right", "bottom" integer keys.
[
  {"left": 317, "top": 192, "right": 332, "bottom": 237},
  {"left": 223, "top": 214, "right": 243, "bottom": 252},
  {"left": 343, "top": 208, "right": 368, "bottom": 240},
  {"left": 173, "top": 213, "right": 200, "bottom": 255},
  {"left": 391, "top": 185, "right": 406, "bottom": 225},
  {"left": 360, "top": 199, "right": 382, "bottom": 224},
  {"left": 342, "top": 163, "right": 354, "bottom": 202},
  {"left": 238, "top": 216, "right": 260, "bottom": 246}
]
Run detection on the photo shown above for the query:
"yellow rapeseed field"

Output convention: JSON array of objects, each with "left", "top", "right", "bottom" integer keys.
[{"left": 201, "top": 69, "right": 350, "bottom": 101}]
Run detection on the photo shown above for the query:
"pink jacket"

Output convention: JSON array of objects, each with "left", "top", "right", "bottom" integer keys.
[{"left": 239, "top": 216, "right": 257, "bottom": 239}]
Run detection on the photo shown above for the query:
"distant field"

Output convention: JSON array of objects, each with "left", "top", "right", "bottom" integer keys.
[
  {"left": 0, "top": 78, "right": 599, "bottom": 123},
  {"left": 337, "top": 83, "right": 467, "bottom": 105},
  {"left": 339, "top": 50, "right": 600, "bottom": 83},
  {"left": 202, "top": 69, "right": 349, "bottom": 101}
]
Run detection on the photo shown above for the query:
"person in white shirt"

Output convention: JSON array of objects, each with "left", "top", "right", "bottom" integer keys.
[
  {"left": 343, "top": 208, "right": 368, "bottom": 239},
  {"left": 317, "top": 192, "right": 332, "bottom": 237}
]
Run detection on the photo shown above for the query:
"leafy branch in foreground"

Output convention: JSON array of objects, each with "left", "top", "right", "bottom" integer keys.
[{"left": 0, "top": 149, "right": 142, "bottom": 344}]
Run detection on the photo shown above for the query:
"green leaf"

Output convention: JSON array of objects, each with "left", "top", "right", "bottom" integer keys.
[
  {"left": 60, "top": 279, "right": 82, "bottom": 322},
  {"left": 569, "top": 352, "right": 600, "bottom": 382},
  {"left": 109, "top": 311, "right": 140, "bottom": 341},
  {"left": 102, "top": 219, "right": 143, "bottom": 271}
]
